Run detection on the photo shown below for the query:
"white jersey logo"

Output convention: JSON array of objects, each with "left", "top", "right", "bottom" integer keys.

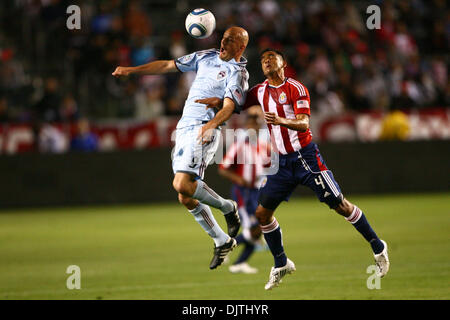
[{"left": 217, "top": 70, "right": 227, "bottom": 80}]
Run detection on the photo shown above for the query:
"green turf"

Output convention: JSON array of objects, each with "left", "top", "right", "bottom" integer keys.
[{"left": 0, "top": 193, "right": 449, "bottom": 300}]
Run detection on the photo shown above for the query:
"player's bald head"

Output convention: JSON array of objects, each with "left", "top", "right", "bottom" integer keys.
[
  {"left": 224, "top": 26, "right": 249, "bottom": 47},
  {"left": 219, "top": 26, "right": 249, "bottom": 61}
]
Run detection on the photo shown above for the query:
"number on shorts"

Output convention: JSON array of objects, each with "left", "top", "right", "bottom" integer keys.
[{"left": 315, "top": 176, "right": 325, "bottom": 190}]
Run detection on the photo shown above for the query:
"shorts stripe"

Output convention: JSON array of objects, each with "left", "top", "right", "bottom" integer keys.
[
  {"left": 325, "top": 171, "right": 340, "bottom": 196},
  {"left": 321, "top": 171, "right": 339, "bottom": 197}
]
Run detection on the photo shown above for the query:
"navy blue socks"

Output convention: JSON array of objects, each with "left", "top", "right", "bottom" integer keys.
[
  {"left": 346, "top": 206, "right": 384, "bottom": 254},
  {"left": 261, "top": 218, "right": 287, "bottom": 268}
]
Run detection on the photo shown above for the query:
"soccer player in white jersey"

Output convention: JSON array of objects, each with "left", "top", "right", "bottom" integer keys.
[{"left": 112, "top": 27, "right": 250, "bottom": 269}]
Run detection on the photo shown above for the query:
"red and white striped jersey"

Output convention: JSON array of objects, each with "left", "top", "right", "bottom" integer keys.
[
  {"left": 243, "top": 77, "right": 312, "bottom": 155},
  {"left": 219, "top": 138, "right": 271, "bottom": 189}
]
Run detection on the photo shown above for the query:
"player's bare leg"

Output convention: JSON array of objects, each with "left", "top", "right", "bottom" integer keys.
[
  {"left": 173, "top": 173, "right": 237, "bottom": 269},
  {"left": 334, "top": 198, "right": 389, "bottom": 277},
  {"left": 177, "top": 193, "right": 198, "bottom": 210},
  {"left": 255, "top": 205, "right": 296, "bottom": 290},
  {"left": 173, "top": 172, "right": 240, "bottom": 237},
  {"left": 249, "top": 225, "right": 262, "bottom": 242}
]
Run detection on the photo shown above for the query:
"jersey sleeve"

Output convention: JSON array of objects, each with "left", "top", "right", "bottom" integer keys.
[
  {"left": 224, "top": 68, "right": 249, "bottom": 112},
  {"left": 174, "top": 49, "right": 216, "bottom": 73},
  {"left": 291, "top": 82, "right": 311, "bottom": 116},
  {"left": 241, "top": 85, "right": 260, "bottom": 111},
  {"left": 174, "top": 52, "right": 201, "bottom": 73}
]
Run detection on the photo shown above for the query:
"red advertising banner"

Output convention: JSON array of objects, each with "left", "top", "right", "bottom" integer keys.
[{"left": 0, "top": 108, "right": 448, "bottom": 154}]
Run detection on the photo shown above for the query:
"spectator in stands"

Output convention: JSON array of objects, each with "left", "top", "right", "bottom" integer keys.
[
  {"left": 60, "top": 94, "right": 79, "bottom": 122},
  {"left": 38, "top": 123, "right": 68, "bottom": 153},
  {"left": 379, "top": 110, "right": 410, "bottom": 141},
  {"left": 34, "top": 77, "right": 62, "bottom": 122},
  {"left": 0, "top": 0, "right": 447, "bottom": 122},
  {"left": 70, "top": 118, "right": 98, "bottom": 152},
  {"left": 134, "top": 87, "right": 164, "bottom": 120},
  {"left": 0, "top": 96, "right": 10, "bottom": 123}
]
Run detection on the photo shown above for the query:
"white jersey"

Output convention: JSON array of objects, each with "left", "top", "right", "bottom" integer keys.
[{"left": 175, "top": 49, "right": 249, "bottom": 129}]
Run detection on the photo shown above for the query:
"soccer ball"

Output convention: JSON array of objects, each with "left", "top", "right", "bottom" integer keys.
[{"left": 185, "top": 8, "right": 216, "bottom": 39}]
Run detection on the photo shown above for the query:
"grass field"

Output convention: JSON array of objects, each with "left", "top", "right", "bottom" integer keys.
[{"left": 0, "top": 193, "right": 449, "bottom": 300}]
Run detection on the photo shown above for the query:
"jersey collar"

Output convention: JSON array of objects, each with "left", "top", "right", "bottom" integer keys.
[
  {"left": 267, "top": 77, "right": 288, "bottom": 88},
  {"left": 228, "top": 56, "right": 248, "bottom": 66}
]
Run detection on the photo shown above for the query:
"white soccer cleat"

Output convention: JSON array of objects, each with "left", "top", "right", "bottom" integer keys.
[
  {"left": 229, "top": 262, "right": 258, "bottom": 274},
  {"left": 264, "top": 258, "right": 296, "bottom": 290},
  {"left": 374, "top": 240, "right": 390, "bottom": 278}
]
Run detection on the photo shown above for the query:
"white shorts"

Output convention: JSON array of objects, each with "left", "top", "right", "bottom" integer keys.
[{"left": 172, "top": 124, "right": 221, "bottom": 180}]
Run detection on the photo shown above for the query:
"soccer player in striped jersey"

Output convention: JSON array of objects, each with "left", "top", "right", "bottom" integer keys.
[
  {"left": 218, "top": 107, "right": 271, "bottom": 274},
  {"left": 198, "top": 48, "right": 390, "bottom": 290}
]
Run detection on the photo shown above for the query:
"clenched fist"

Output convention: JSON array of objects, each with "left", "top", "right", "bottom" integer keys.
[{"left": 112, "top": 66, "right": 131, "bottom": 77}]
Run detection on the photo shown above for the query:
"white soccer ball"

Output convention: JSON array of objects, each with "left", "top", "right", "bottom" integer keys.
[{"left": 185, "top": 8, "right": 216, "bottom": 39}]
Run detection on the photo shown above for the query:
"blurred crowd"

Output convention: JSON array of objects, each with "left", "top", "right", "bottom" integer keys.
[{"left": 0, "top": 0, "right": 448, "bottom": 126}]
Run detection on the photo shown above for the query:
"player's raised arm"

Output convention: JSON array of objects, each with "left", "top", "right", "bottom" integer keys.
[{"left": 112, "top": 60, "right": 178, "bottom": 77}]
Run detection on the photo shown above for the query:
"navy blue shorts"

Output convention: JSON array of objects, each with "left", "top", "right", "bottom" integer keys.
[
  {"left": 231, "top": 185, "right": 259, "bottom": 229},
  {"left": 258, "top": 142, "right": 343, "bottom": 210}
]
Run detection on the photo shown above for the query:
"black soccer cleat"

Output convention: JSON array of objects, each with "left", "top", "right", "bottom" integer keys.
[
  {"left": 209, "top": 238, "right": 237, "bottom": 270},
  {"left": 224, "top": 200, "right": 240, "bottom": 238}
]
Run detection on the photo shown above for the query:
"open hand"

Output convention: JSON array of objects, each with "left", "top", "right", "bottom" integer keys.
[{"left": 197, "top": 122, "right": 216, "bottom": 145}]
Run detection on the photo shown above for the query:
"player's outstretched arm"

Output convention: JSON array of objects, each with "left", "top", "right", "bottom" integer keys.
[
  {"left": 196, "top": 98, "right": 261, "bottom": 113},
  {"left": 197, "top": 97, "right": 235, "bottom": 144},
  {"left": 112, "top": 60, "right": 178, "bottom": 77},
  {"left": 264, "top": 113, "right": 309, "bottom": 132}
]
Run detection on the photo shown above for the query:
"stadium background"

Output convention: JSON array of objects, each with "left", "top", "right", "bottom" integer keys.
[{"left": 0, "top": 0, "right": 448, "bottom": 300}]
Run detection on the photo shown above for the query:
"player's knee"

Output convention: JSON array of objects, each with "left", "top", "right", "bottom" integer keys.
[
  {"left": 178, "top": 193, "right": 198, "bottom": 210},
  {"left": 172, "top": 179, "right": 183, "bottom": 193},
  {"left": 255, "top": 206, "right": 273, "bottom": 226},
  {"left": 334, "top": 198, "right": 353, "bottom": 217},
  {"left": 177, "top": 193, "right": 190, "bottom": 206},
  {"left": 172, "top": 176, "right": 193, "bottom": 196}
]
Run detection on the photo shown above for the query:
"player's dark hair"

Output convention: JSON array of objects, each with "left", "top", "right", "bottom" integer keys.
[{"left": 260, "top": 48, "right": 286, "bottom": 61}]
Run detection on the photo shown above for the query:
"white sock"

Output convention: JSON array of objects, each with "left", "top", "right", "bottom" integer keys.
[
  {"left": 192, "top": 180, "right": 234, "bottom": 214},
  {"left": 189, "top": 202, "right": 229, "bottom": 246},
  {"left": 242, "top": 228, "right": 257, "bottom": 244}
]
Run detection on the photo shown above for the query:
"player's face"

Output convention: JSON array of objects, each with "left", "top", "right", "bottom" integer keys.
[
  {"left": 261, "top": 51, "right": 285, "bottom": 76},
  {"left": 219, "top": 31, "right": 241, "bottom": 61}
]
